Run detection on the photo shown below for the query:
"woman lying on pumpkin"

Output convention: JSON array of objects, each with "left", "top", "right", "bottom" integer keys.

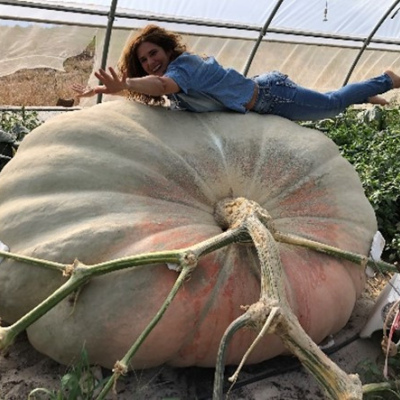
[{"left": 73, "top": 24, "right": 400, "bottom": 121}]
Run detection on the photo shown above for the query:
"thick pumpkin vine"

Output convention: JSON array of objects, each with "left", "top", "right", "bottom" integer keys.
[
  {"left": 0, "top": 101, "right": 399, "bottom": 399},
  {"left": 0, "top": 197, "right": 398, "bottom": 399}
]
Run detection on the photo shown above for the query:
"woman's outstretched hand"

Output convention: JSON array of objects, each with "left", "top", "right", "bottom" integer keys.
[
  {"left": 71, "top": 84, "right": 96, "bottom": 98},
  {"left": 72, "top": 67, "right": 128, "bottom": 98},
  {"left": 94, "top": 67, "right": 128, "bottom": 94}
]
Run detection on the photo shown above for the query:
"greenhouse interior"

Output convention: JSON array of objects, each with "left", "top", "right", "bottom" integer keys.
[
  {"left": 0, "top": 1, "right": 400, "bottom": 400},
  {"left": 1, "top": 0, "right": 400, "bottom": 107}
]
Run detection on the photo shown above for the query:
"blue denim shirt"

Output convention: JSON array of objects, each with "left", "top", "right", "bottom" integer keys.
[{"left": 165, "top": 52, "right": 255, "bottom": 113}]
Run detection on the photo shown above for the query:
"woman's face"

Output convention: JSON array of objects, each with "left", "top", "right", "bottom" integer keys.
[{"left": 137, "top": 41, "right": 172, "bottom": 76}]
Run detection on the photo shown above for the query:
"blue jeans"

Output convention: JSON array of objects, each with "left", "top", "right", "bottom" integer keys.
[{"left": 251, "top": 71, "right": 393, "bottom": 121}]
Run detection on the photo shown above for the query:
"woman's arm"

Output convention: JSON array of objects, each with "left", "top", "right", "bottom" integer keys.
[
  {"left": 71, "top": 81, "right": 126, "bottom": 98},
  {"left": 95, "top": 67, "right": 180, "bottom": 96},
  {"left": 72, "top": 67, "right": 180, "bottom": 98}
]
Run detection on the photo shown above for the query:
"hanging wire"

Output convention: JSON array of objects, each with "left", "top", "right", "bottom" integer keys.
[{"left": 323, "top": 0, "right": 328, "bottom": 21}]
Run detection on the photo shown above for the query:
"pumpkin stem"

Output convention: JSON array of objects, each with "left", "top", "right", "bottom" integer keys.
[
  {"left": 227, "top": 305, "right": 280, "bottom": 385},
  {"left": 212, "top": 312, "right": 251, "bottom": 399},
  {"left": 0, "top": 229, "right": 247, "bottom": 399},
  {"left": 0, "top": 263, "right": 91, "bottom": 353},
  {"left": 274, "top": 231, "right": 399, "bottom": 273},
  {"left": 96, "top": 253, "right": 197, "bottom": 400},
  {"left": 0, "top": 228, "right": 242, "bottom": 354},
  {"left": 0, "top": 248, "right": 67, "bottom": 273},
  {"left": 0, "top": 325, "right": 14, "bottom": 352},
  {"left": 212, "top": 197, "right": 363, "bottom": 400},
  {"left": 0, "top": 196, "right": 397, "bottom": 399},
  {"left": 362, "top": 380, "right": 400, "bottom": 395}
]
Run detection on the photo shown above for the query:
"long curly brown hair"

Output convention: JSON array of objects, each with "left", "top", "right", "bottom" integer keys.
[{"left": 118, "top": 24, "right": 187, "bottom": 105}]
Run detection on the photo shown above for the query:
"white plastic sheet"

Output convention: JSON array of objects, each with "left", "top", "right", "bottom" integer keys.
[{"left": 1, "top": 0, "right": 400, "bottom": 101}]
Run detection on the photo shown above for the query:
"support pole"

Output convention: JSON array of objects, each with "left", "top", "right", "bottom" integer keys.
[
  {"left": 243, "top": 0, "right": 285, "bottom": 77},
  {"left": 96, "top": 0, "right": 119, "bottom": 104},
  {"left": 342, "top": 0, "right": 400, "bottom": 86}
]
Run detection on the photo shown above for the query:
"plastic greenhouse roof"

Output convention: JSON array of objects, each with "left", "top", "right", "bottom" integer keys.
[
  {"left": 2, "top": 0, "right": 400, "bottom": 45},
  {"left": 1, "top": 0, "right": 400, "bottom": 105}
]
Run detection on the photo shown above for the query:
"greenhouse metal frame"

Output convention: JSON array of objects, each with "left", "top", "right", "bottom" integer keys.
[{"left": 1, "top": 0, "right": 400, "bottom": 109}]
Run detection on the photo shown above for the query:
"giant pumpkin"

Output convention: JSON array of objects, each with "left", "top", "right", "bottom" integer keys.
[{"left": 0, "top": 100, "right": 376, "bottom": 369}]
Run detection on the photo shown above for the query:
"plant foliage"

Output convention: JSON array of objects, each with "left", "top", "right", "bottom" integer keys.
[
  {"left": 0, "top": 109, "right": 41, "bottom": 171},
  {"left": 28, "top": 348, "right": 105, "bottom": 400},
  {"left": 357, "top": 348, "right": 400, "bottom": 399},
  {"left": 302, "top": 107, "right": 400, "bottom": 262}
]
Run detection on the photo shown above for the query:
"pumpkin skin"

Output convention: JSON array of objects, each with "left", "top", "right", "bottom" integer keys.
[{"left": 0, "top": 100, "right": 376, "bottom": 369}]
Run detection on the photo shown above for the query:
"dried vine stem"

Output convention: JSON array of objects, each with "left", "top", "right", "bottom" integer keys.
[
  {"left": 274, "top": 232, "right": 398, "bottom": 273},
  {"left": 0, "top": 226, "right": 245, "bottom": 353},
  {"left": 363, "top": 380, "right": 400, "bottom": 395},
  {"left": 96, "top": 252, "right": 198, "bottom": 400},
  {"left": 213, "top": 197, "right": 363, "bottom": 400},
  {"left": 0, "top": 197, "right": 398, "bottom": 399}
]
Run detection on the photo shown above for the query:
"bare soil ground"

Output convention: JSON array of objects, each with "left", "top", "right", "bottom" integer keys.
[
  {"left": 0, "top": 50, "right": 94, "bottom": 107},
  {"left": 0, "top": 292, "right": 387, "bottom": 400}
]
